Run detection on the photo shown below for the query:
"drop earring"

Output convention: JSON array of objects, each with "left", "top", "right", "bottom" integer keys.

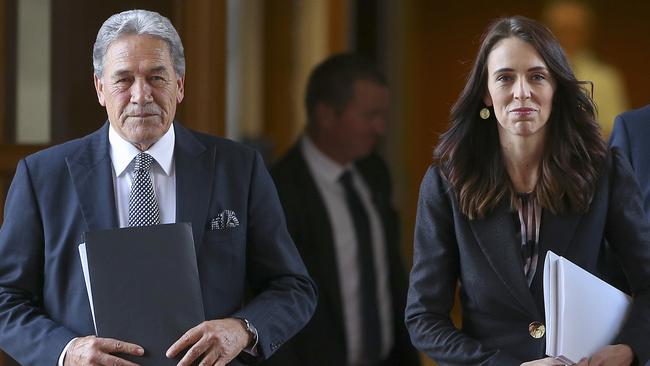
[{"left": 479, "top": 107, "right": 490, "bottom": 120}]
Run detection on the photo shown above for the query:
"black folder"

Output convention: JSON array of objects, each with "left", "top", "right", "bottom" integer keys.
[{"left": 83, "top": 223, "right": 205, "bottom": 365}]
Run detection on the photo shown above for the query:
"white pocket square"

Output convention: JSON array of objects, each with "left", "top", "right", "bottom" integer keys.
[{"left": 210, "top": 210, "right": 240, "bottom": 230}]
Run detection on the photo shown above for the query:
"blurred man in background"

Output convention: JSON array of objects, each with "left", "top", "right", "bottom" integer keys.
[
  {"left": 268, "top": 53, "right": 420, "bottom": 366},
  {"left": 543, "top": 0, "right": 629, "bottom": 138}
]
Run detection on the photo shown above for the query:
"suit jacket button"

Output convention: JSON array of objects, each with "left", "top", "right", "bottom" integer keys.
[{"left": 529, "top": 321, "right": 545, "bottom": 338}]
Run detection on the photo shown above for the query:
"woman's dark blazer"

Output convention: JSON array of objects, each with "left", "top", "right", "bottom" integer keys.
[{"left": 405, "top": 150, "right": 650, "bottom": 366}]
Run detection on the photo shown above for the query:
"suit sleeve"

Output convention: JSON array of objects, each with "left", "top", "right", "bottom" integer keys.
[
  {"left": 0, "top": 159, "right": 77, "bottom": 366},
  {"left": 232, "top": 151, "right": 317, "bottom": 361},
  {"left": 608, "top": 114, "right": 632, "bottom": 163},
  {"left": 605, "top": 151, "right": 650, "bottom": 365},
  {"left": 405, "top": 167, "right": 522, "bottom": 366}
]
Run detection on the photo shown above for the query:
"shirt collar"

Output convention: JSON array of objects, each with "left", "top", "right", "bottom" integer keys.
[
  {"left": 108, "top": 122, "right": 175, "bottom": 177},
  {"left": 301, "top": 135, "right": 353, "bottom": 183}
]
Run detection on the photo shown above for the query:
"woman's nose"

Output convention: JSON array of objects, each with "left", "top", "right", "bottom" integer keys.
[{"left": 514, "top": 79, "right": 531, "bottom": 100}]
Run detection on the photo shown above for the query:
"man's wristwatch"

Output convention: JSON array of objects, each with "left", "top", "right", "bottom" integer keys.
[{"left": 237, "top": 317, "right": 259, "bottom": 350}]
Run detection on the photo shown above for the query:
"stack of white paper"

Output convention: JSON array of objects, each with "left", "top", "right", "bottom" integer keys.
[
  {"left": 78, "top": 243, "right": 97, "bottom": 334},
  {"left": 543, "top": 251, "right": 632, "bottom": 364}
]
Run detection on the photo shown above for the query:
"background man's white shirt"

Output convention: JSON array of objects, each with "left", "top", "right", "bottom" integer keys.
[{"left": 301, "top": 135, "right": 393, "bottom": 364}]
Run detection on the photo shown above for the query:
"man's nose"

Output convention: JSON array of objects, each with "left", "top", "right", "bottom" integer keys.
[
  {"left": 130, "top": 79, "right": 153, "bottom": 104},
  {"left": 373, "top": 115, "right": 387, "bottom": 135}
]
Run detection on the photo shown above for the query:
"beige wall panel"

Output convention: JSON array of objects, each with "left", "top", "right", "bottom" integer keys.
[{"left": 175, "top": 0, "right": 226, "bottom": 136}]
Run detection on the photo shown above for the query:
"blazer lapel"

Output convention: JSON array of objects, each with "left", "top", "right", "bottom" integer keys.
[
  {"left": 538, "top": 209, "right": 581, "bottom": 263},
  {"left": 66, "top": 123, "right": 118, "bottom": 231},
  {"left": 174, "top": 123, "right": 213, "bottom": 251},
  {"left": 470, "top": 200, "right": 538, "bottom": 314},
  {"left": 289, "top": 146, "right": 346, "bottom": 340}
]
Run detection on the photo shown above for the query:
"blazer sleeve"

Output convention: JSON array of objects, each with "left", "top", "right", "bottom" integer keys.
[
  {"left": 0, "top": 159, "right": 77, "bottom": 366},
  {"left": 231, "top": 151, "right": 317, "bottom": 360},
  {"left": 609, "top": 114, "right": 632, "bottom": 163},
  {"left": 605, "top": 151, "right": 650, "bottom": 365},
  {"left": 405, "top": 167, "right": 522, "bottom": 366}
]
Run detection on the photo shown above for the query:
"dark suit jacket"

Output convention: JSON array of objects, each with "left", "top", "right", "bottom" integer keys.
[
  {"left": 0, "top": 123, "right": 317, "bottom": 366},
  {"left": 610, "top": 104, "right": 650, "bottom": 221},
  {"left": 405, "top": 150, "right": 650, "bottom": 366},
  {"left": 267, "top": 143, "right": 420, "bottom": 366}
]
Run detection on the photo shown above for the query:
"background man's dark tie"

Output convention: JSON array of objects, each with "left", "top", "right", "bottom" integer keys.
[{"left": 339, "top": 170, "right": 382, "bottom": 364}]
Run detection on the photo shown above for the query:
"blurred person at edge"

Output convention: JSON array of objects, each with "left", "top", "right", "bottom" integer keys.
[
  {"left": 610, "top": 105, "right": 650, "bottom": 222},
  {"left": 405, "top": 16, "right": 650, "bottom": 366}
]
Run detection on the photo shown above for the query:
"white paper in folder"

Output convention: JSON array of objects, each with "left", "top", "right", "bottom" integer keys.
[{"left": 543, "top": 251, "right": 632, "bottom": 364}]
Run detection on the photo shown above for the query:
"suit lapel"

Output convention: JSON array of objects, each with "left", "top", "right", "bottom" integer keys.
[
  {"left": 174, "top": 123, "right": 213, "bottom": 251},
  {"left": 66, "top": 123, "right": 118, "bottom": 231},
  {"left": 289, "top": 146, "right": 346, "bottom": 340},
  {"left": 469, "top": 199, "right": 538, "bottom": 314}
]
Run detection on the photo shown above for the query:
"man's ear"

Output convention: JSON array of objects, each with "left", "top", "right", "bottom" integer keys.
[
  {"left": 94, "top": 74, "right": 106, "bottom": 106},
  {"left": 176, "top": 75, "right": 185, "bottom": 103},
  {"left": 483, "top": 92, "right": 493, "bottom": 107}
]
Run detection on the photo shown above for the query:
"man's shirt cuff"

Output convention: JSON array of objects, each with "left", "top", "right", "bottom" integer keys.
[{"left": 57, "top": 338, "right": 77, "bottom": 366}]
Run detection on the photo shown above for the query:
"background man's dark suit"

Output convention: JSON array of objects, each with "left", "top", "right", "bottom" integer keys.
[
  {"left": 609, "top": 104, "right": 650, "bottom": 220},
  {"left": 0, "top": 122, "right": 316, "bottom": 366},
  {"left": 268, "top": 144, "right": 420, "bottom": 366}
]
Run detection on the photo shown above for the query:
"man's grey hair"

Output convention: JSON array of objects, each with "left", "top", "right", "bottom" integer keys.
[{"left": 93, "top": 9, "right": 185, "bottom": 77}]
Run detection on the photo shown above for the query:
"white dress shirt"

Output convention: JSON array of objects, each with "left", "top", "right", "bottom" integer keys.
[
  {"left": 58, "top": 124, "right": 176, "bottom": 366},
  {"left": 108, "top": 123, "right": 176, "bottom": 227},
  {"left": 301, "top": 136, "right": 393, "bottom": 364}
]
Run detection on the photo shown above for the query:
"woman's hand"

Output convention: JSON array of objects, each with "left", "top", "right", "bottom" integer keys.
[
  {"left": 521, "top": 357, "right": 566, "bottom": 365},
  {"left": 574, "top": 344, "right": 634, "bottom": 366}
]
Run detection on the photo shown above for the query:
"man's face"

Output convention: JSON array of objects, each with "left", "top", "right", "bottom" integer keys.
[
  {"left": 94, "top": 34, "right": 184, "bottom": 151},
  {"left": 319, "top": 80, "right": 389, "bottom": 164},
  {"left": 544, "top": 2, "right": 590, "bottom": 57}
]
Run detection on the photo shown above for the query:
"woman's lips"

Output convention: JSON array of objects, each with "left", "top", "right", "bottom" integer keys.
[{"left": 510, "top": 107, "right": 536, "bottom": 117}]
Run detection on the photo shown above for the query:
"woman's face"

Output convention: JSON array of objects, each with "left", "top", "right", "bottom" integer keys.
[{"left": 484, "top": 37, "right": 556, "bottom": 138}]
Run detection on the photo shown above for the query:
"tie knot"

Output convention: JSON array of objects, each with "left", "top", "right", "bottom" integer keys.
[
  {"left": 134, "top": 152, "right": 154, "bottom": 172},
  {"left": 339, "top": 170, "right": 353, "bottom": 187}
]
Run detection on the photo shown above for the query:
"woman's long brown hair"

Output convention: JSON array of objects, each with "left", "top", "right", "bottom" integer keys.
[{"left": 435, "top": 16, "right": 606, "bottom": 219}]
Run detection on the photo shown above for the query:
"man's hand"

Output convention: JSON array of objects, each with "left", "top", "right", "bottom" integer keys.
[
  {"left": 521, "top": 357, "right": 566, "bottom": 365},
  {"left": 574, "top": 344, "right": 634, "bottom": 366},
  {"left": 166, "top": 318, "right": 251, "bottom": 366},
  {"left": 64, "top": 335, "right": 144, "bottom": 366}
]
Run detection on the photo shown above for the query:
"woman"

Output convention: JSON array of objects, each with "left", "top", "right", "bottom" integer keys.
[{"left": 405, "top": 16, "right": 650, "bottom": 366}]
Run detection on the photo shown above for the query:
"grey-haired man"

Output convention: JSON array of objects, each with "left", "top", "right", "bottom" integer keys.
[{"left": 0, "top": 9, "right": 316, "bottom": 366}]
